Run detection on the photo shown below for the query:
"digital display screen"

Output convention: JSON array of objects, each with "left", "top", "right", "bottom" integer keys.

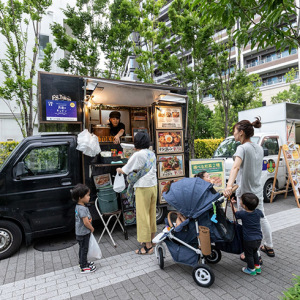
[{"left": 46, "top": 100, "right": 77, "bottom": 121}]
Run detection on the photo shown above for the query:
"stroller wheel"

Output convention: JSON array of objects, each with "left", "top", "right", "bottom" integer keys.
[
  {"left": 157, "top": 247, "right": 164, "bottom": 269},
  {"left": 192, "top": 264, "right": 215, "bottom": 287},
  {"left": 205, "top": 245, "right": 222, "bottom": 264}
]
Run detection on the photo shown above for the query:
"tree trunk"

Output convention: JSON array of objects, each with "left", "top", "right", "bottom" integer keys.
[{"left": 224, "top": 104, "right": 229, "bottom": 138}]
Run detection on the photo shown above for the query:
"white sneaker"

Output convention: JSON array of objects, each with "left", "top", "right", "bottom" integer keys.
[{"left": 80, "top": 265, "right": 96, "bottom": 274}]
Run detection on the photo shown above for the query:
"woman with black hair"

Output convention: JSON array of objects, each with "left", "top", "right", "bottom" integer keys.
[
  {"left": 223, "top": 117, "right": 275, "bottom": 265},
  {"left": 116, "top": 132, "right": 157, "bottom": 255}
]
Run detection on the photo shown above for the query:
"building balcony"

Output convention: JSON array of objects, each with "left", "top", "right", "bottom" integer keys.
[{"left": 245, "top": 52, "right": 298, "bottom": 72}]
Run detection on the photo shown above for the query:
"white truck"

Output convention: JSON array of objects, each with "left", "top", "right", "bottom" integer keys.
[{"left": 212, "top": 102, "right": 300, "bottom": 202}]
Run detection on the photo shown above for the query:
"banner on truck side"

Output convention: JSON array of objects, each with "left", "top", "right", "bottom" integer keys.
[
  {"left": 46, "top": 100, "right": 77, "bottom": 121},
  {"left": 189, "top": 159, "right": 226, "bottom": 192}
]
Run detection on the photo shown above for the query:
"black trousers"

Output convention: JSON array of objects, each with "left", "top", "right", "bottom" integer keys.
[
  {"left": 243, "top": 239, "right": 261, "bottom": 270},
  {"left": 76, "top": 233, "right": 90, "bottom": 269}
]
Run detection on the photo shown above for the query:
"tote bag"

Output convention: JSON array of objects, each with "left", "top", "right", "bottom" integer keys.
[{"left": 214, "top": 201, "right": 244, "bottom": 254}]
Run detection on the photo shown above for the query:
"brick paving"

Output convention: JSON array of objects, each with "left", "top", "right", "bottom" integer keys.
[{"left": 0, "top": 193, "right": 300, "bottom": 300}]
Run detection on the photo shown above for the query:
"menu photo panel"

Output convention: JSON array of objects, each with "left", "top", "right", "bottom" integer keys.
[
  {"left": 157, "top": 154, "right": 185, "bottom": 179},
  {"left": 155, "top": 106, "right": 182, "bottom": 129},
  {"left": 156, "top": 130, "right": 183, "bottom": 154}
]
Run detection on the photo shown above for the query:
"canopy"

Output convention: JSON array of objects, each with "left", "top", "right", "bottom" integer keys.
[{"left": 163, "top": 177, "right": 221, "bottom": 219}]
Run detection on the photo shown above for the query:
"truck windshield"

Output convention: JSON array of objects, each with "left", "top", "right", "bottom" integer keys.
[
  {"left": 0, "top": 142, "right": 22, "bottom": 172},
  {"left": 213, "top": 136, "right": 260, "bottom": 158}
]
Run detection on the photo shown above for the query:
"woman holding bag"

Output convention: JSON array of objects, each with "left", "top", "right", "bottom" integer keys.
[
  {"left": 223, "top": 117, "right": 275, "bottom": 264},
  {"left": 116, "top": 132, "right": 157, "bottom": 255}
]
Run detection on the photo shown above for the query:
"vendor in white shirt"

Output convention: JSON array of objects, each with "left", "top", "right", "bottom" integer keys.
[{"left": 117, "top": 132, "right": 157, "bottom": 255}]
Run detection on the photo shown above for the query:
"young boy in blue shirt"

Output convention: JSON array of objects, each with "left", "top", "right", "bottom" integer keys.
[{"left": 231, "top": 193, "right": 264, "bottom": 275}]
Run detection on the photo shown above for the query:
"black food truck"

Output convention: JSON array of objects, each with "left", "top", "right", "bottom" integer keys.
[{"left": 0, "top": 72, "right": 189, "bottom": 259}]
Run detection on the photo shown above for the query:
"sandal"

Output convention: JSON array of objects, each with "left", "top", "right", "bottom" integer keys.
[
  {"left": 260, "top": 245, "right": 275, "bottom": 257},
  {"left": 240, "top": 254, "right": 263, "bottom": 265},
  {"left": 135, "top": 246, "right": 153, "bottom": 255}
]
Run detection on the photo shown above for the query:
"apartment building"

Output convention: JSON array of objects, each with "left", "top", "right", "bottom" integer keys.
[
  {"left": 122, "top": 8, "right": 300, "bottom": 111},
  {"left": 0, "top": 0, "right": 76, "bottom": 142}
]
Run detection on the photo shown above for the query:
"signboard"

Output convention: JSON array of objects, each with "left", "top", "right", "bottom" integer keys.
[
  {"left": 189, "top": 159, "right": 226, "bottom": 192},
  {"left": 39, "top": 72, "right": 83, "bottom": 123},
  {"left": 158, "top": 177, "right": 185, "bottom": 204},
  {"left": 46, "top": 100, "right": 77, "bottom": 121},
  {"left": 156, "top": 130, "right": 183, "bottom": 154},
  {"left": 155, "top": 106, "right": 183, "bottom": 129},
  {"left": 157, "top": 154, "right": 185, "bottom": 178}
]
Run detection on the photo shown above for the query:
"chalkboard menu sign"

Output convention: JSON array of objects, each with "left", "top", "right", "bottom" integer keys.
[{"left": 39, "top": 72, "right": 84, "bottom": 123}]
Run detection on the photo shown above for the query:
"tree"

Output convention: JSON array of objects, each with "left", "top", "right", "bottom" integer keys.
[
  {"left": 99, "top": 0, "right": 139, "bottom": 79},
  {"left": 0, "top": 0, "right": 52, "bottom": 137},
  {"left": 48, "top": 0, "right": 108, "bottom": 77},
  {"left": 271, "top": 68, "right": 300, "bottom": 103},
  {"left": 132, "top": 0, "right": 166, "bottom": 83},
  {"left": 154, "top": 0, "right": 217, "bottom": 157},
  {"left": 195, "top": 0, "right": 300, "bottom": 52},
  {"left": 208, "top": 35, "right": 262, "bottom": 137}
]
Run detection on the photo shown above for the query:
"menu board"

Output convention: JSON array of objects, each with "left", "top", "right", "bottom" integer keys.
[
  {"left": 189, "top": 159, "right": 226, "bottom": 192},
  {"left": 283, "top": 143, "right": 300, "bottom": 197},
  {"left": 156, "top": 130, "right": 183, "bottom": 154},
  {"left": 93, "top": 174, "right": 112, "bottom": 189},
  {"left": 158, "top": 177, "right": 185, "bottom": 204},
  {"left": 156, "top": 106, "right": 182, "bottom": 129},
  {"left": 157, "top": 154, "right": 185, "bottom": 178}
]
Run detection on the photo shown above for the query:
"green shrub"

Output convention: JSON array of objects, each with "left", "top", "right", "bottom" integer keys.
[
  {"left": 194, "top": 138, "right": 223, "bottom": 159},
  {"left": 0, "top": 141, "right": 20, "bottom": 166},
  {"left": 281, "top": 274, "right": 300, "bottom": 300}
]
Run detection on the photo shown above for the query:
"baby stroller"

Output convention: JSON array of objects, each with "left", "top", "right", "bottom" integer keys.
[{"left": 153, "top": 178, "right": 237, "bottom": 287}]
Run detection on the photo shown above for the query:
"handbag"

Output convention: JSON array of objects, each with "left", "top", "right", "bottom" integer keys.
[{"left": 214, "top": 201, "right": 244, "bottom": 254}]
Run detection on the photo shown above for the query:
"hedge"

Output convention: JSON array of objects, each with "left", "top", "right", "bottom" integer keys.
[
  {"left": 0, "top": 141, "right": 20, "bottom": 166},
  {"left": 194, "top": 138, "right": 223, "bottom": 159}
]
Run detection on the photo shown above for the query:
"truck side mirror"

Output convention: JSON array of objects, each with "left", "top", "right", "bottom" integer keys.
[
  {"left": 15, "top": 162, "right": 26, "bottom": 177},
  {"left": 264, "top": 149, "right": 269, "bottom": 157}
]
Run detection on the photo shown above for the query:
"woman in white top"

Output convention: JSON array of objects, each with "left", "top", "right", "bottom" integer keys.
[
  {"left": 117, "top": 132, "right": 157, "bottom": 255},
  {"left": 223, "top": 117, "right": 275, "bottom": 262}
]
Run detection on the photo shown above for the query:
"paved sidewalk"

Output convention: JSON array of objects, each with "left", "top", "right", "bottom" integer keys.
[{"left": 0, "top": 193, "right": 300, "bottom": 300}]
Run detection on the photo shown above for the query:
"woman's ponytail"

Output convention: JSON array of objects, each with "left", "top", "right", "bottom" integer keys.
[{"left": 252, "top": 116, "right": 261, "bottom": 129}]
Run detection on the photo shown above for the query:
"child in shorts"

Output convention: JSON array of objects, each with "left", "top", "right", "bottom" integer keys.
[
  {"left": 231, "top": 193, "right": 264, "bottom": 276},
  {"left": 71, "top": 184, "right": 96, "bottom": 274}
]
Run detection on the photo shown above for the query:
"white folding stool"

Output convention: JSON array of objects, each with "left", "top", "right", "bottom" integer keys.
[{"left": 95, "top": 197, "right": 124, "bottom": 247}]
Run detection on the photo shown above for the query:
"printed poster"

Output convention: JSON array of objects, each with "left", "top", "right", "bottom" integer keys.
[
  {"left": 189, "top": 159, "right": 226, "bottom": 192},
  {"left": 156, "top": 106, "right": 182, "bottom": 129},
  {"left": 46, "top": 100, "right": 77, "bottom": 121},
  {"left": 157, "top": 154, "right": 185, "bottom": 178},
  {"left": 283, "top": 143, "right": 300, "bottom": 197},
  {"left": 156, "top": 130, "right": 183, "bottom": 154},
  {"left": 158, "top": 177, "right": 185, "bottom": 204}
]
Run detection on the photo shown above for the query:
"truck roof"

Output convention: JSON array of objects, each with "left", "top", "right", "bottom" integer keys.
[{"left": 226, "top": 132, "right": 279, "bottom": 139}]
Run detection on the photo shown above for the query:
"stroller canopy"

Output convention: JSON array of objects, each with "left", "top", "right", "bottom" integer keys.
[{"left": 163, "top": 177, "right": 221, "bottom": 219}]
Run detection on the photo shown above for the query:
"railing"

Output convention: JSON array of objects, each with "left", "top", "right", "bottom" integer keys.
[
  {"left": 245, "top": 49, "right": 297, "bottom": 69},
  {"left": 261, "top": 73, "right": 299, "bottom": 87}
]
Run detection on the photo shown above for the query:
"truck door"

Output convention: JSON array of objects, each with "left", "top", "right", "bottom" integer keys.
[
  {"left": 261, "top": 136, "right": 285, "bottom": 200},
  {"left": 6, "top": 139, "right": 78, "bottom": 233}
]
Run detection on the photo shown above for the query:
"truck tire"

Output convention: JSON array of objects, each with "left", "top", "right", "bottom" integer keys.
[
  {"left": 156, "top": 207, "right": 167, "bottom": 224},
  {"left": 0, "top": 220, "right": 22, "bottom": 260},
  {"left": 263, "top": 179, "right": 277, "bottom": 203}
]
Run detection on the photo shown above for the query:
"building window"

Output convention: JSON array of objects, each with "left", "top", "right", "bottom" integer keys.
[{"left": 39, "top": 34, "right": 49, "bottom": 58}]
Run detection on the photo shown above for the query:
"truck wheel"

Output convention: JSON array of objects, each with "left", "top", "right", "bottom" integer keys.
[
  {"left": 263, "top": 179, "right": 277, "bottom": 203},
  {"left": 156, "top": 206, "right": 167, "bottom": 224},
  {"left": 0, "top": 221, "right": 22, "bottom": 260}
]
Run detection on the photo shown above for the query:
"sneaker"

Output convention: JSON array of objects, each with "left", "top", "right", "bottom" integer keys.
[
  {"left": 242, "top": 267, "right": 256, "bottom": 276},
  {"left": 255, "top": 266, "right": 261, "bottom": 274},
  {"left": 78, "top": 261, "right": 94, "bottom": 268},
  {"left": 80, "top": 265, "right": 96, "bottom": 274}
]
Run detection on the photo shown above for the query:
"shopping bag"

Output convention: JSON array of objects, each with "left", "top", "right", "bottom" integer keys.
[
  {"left": 214, "top": 223, "right": 244, "bottom": 254},
  {"left": 87, "top": 233, "right": 102, "bottom": 260},
  {"left": 113, "top": 173, "right": 126, "bottom": 193}
]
